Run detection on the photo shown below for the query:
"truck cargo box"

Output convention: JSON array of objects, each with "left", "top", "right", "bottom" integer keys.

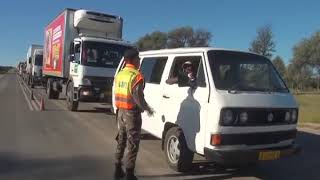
[
  {"left": 43, "top": 9, "right": 70, "bottom": 78},
  {"left": 43, "top": 9, "right": 123, "bottom": 78}
]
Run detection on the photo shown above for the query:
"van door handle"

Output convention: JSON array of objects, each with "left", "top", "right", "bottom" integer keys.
[{"left": 163, "top": 95, "right": 170, "bottom": 99}]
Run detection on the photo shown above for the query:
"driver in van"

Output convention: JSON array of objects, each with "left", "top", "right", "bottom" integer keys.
[{"left": 166, "top": 61, "right": 197, "bottom": 87}]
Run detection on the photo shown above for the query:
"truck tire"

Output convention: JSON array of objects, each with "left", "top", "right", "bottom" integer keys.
[
  {"left": 30, "top": 77, "right": 35, "bottom": 88},
  {"left": 66, "top": 82, "right": 78, "bottom": 111},
  {"left": 164, "top": 127, "right": 194, "bottom": 172},
  {"left": 47, "top": 79, "right": 53, "bottom": 99},
  {"left": 47, "top": 79, "right": 59, "bottom": 99},
  {"left": 27, "top": 75, "right": 31, "bottom": 86},
  {"left": 53, "top": 90, "right": 60, "bottom": 99}
]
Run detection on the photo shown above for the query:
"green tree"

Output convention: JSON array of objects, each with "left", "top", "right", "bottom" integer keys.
[
  {"left": 292, "top": 31, "right": 320, "bottom": 90},
  {"left": 167, "top": 26, "right": 212, "bottom": 48},
  {"left": 249, "top": 25, "right": 276, "bottom": 58},
  {"left": 272, "top": 56, "right": 286, "bottom": 77},
  {"left": 135, "top": 31, "right": 168, "bottom": 51},
  {"left": 135, "top": 26, "right": 212, "bottom": 50},
  {"left": 167, "top": 26, "right": 193, "bottom": 48}
]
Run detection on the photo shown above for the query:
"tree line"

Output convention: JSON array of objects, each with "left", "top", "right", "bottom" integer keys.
[
  {"left": 135, "top": 25, "right": 320, "bottom": 92},
  {"left": 0, "top": 66, "right": 12, "bottom": 74},
  {"left": 249, "top": 25, "right": 320, "bottom": 91},
  {"left": 135, "top": 26, "right": 212, "bottom": 51}
]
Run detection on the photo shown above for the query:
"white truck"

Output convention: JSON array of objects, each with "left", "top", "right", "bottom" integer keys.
[
  {"left": 43, "top": 8, "right": 133, "bottom": 111},
  {"left": 26, "top": 44, "right": 43, "bottom": 88}
]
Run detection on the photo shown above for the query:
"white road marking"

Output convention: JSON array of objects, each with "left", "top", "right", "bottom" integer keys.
[
  {"left": 18, "top": 79, "right": 34, "bottom": 111},
  {"left": 19, "top": 78, "right": 41, "bottom": 110}
]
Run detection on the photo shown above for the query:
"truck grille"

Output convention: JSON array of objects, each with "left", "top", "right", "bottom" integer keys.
[{"left": 85, "top": 76, "right": 114, "bottom": 90}]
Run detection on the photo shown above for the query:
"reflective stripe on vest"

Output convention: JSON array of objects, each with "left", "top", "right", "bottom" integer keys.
[{"left": 114, "top": 65, "right": 143, "bottom": 110}]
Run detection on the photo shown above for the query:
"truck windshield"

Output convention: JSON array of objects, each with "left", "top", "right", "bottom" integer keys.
[
  {"left": 208, "top": 50, "right": 288, "bottom": 92},
  {"left": 35, "top": 55, "right": 43, "bottom": 66},
  {"left": 81, "top": 41, "right": 131, "bottom": 68}
]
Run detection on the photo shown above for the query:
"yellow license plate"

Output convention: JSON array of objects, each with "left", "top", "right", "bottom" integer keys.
[{"left": 258, "top": 151, "right": 280, "bottom": 160}]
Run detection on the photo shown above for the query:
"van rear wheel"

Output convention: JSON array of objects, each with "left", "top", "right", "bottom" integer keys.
[{"left": 164, "top": 127, "right": 194, "bottom": 172}]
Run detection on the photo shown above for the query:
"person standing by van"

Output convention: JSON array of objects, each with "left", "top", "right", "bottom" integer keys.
[{"left": 113, "top": 49, "right": 154, "bottom": 180}]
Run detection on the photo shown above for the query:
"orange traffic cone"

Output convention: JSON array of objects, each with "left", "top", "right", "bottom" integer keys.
[
  {"left": 40, "top": 96, "right": 45, "bottom": 111},
  {"left": 30, "top": 90, "right": 34, "bottom": 100}
]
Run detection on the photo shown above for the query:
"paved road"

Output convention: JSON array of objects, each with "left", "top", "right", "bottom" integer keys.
[{"left": 0, "top": 73, "right": 319, "bottom": 180}]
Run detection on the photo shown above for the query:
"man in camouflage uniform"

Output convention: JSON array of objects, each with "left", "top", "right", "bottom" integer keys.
[{"left": 114, "top": 49, "right": 154, "bottom": 180}]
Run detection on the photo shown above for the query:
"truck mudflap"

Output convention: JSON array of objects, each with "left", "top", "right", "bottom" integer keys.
[{"left": 204, "top": 143, "right": 301, "bottom": 165}]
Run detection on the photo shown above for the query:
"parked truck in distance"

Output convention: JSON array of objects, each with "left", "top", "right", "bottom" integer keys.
[
  {"left": 17, "top": 61, "right": 26, "bottom": 77},
  {"left": 42, "top": 8, "right": 133, "bottom": 111},
  {"left": 26, "top": 44, "right": 44, "bottom": 88}
]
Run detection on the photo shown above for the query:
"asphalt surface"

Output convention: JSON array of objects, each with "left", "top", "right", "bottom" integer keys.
[{"left": 0, "top": 72, "right": 319, "bottom": 180}]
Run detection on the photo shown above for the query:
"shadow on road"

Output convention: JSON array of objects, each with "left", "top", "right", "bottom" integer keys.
[
  {"left": 140, "top": 130, "right": 320, "bottom": 180},
  {"left": 140, "top": 133, "right": 159, "bottom": 141},
  {"left": 0, "top": 153, "right": 113, "bottom": 179},
  {"left": 77, "top": 107, "right": 114, "bottom": 115}
]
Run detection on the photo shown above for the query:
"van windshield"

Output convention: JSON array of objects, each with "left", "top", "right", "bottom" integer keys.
[
  {"left": 35, "top": 55, "right": 43, "bottom": 66},
  {"left": 208, "top": 50, "right": 288, "bottom": 92},
  {"left": 81, "top": 41, "right": 131, "bottom": 68}
]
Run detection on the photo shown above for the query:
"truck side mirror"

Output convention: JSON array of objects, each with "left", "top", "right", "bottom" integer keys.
[
  {"left": 69, "top": 54, "right": 75, "bottom": 62},
  {"left": 28, "top": 57, "right": 31, "bottom": 64}
]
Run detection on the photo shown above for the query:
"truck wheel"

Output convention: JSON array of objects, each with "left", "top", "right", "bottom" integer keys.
[
  {"left": 30, "top": 77, "right": 35, "bottom": 88},
  {"left": 67, "top": 82, "right": 78, "bottom": 111},
  {"left": 53, "top": 90, "right": 60, "bottom": 99},
  {"left": 164, "top": 127, "right": 194, "bottom": 172},
  {"left": 27, "top": 75, "right": 31, "bottom": 85},
  {"left": 47, "top": 79, "right": 54, "bottom": 99},
  {"left": 47, "top": 79, "right": 59, "bottom": 99}
]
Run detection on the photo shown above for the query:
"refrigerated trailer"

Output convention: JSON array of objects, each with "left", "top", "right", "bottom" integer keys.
[{"left": 42, "top": 8, "right": 133, "bottom": 111}]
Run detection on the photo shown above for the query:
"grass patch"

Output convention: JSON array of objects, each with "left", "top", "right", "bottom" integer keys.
[{"left": 295, "top": 94, "right": 320, "bottom": 123}]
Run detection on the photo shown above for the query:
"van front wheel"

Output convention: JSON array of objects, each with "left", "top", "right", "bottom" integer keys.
[{"left": 164, "top": 127, "right": 194, "bottom": 172}]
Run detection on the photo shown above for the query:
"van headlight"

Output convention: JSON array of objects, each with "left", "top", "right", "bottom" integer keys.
[
  {"left": 221, "top": 109, "right": 234, "bottom": 125},
  {"left": 291, "top": 109, "right": 298, "bottom": 123},
  {"left": 285, "top": 111, "right": 291, "bottom": 122},
  {"left": 82, "top": 78, "right": 92, "bottom": 86}
]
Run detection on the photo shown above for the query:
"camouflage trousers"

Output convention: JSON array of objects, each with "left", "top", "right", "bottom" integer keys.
[{"left": 115, "top": 109, "right": 142, "bottom": 170}]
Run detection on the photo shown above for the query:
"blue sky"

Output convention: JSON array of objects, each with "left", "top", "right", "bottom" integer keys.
[{"left": 1, "top": 0, "right": 320, "bottom": 66}]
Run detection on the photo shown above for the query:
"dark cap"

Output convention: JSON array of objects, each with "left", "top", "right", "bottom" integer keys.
[{"left": 124, "top": 48, "right": 139, "bottom": 59}]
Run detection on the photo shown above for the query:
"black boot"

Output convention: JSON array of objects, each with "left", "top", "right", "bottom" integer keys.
[
  {"left": 114, "top": 163, "right": 125, "bottom": 179},
  {"left": 125, "top": 169, "right": 138, "bottom": 180}
]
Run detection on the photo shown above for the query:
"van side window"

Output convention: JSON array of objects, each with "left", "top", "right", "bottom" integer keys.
[
  {"left": 140, "top": 57, "right": 168, "bottom": 84},
  {"left": 167, "top": 56, "right": 201, "bottom": 86}
]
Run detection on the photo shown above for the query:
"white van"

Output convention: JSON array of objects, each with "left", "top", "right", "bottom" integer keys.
[{"left": 113, "top": 48, "right": 301, "bottom": 172}]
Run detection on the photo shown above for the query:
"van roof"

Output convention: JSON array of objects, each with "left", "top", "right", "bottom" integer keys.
[{"left": 140, "top": 47, "right": 262, "bottom": 57}]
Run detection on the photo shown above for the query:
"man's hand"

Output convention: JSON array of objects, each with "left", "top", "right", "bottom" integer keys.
[
  {"left": 187, "top": 72, "right": 195, "bottom": 81},
  {"left": 146, "top": 107, "right": 155, "bottom": 117}
]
